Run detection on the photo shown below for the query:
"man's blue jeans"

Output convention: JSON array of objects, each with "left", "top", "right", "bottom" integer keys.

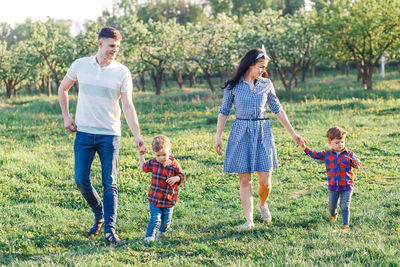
[
  {"left": 74, "top": 131, "right": 120, "bottom": 233},
  {"left": 329, "top": 189, "right": 353, "bottom": 225},
  {"left": 145, "top": 203, "right": 174, "bottom": 238}
]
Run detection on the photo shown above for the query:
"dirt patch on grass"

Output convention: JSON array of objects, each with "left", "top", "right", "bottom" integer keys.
[{"left": 289, "top": 189, "right": 308, "bottom": 198}]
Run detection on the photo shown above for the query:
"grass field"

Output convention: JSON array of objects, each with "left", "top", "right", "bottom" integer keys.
[{"left": 0, "top": 71, "right": 399, "bottom": 266}]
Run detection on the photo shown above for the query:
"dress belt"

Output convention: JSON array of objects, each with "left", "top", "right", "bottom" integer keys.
[{"left": 235, "top": 118, "right": 269, "bottom": 121}]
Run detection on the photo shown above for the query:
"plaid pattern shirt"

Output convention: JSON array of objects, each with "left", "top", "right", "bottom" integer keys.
[
  {"left": 142, "top": 156, "right": 185, "bottom": 207},
  {"left": 304, "top": 147, "right": 360, "bottom": 191}
]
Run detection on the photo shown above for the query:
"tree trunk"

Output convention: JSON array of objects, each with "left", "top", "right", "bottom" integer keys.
[
  {"left": 41, "top": 78, "right": 46, "bottom": 94},
  {"left": 294, "top": 75, "right": 298, "bottom": 87},
  {"left": 276, "top": 67, "right": 290, "bottom": 91},
  {"left": 173, "top": 70, "right": 185, "bottom": 90},
  {"left": 140, "top": 74, "right": 146, "bottom": 92},
  {"left": 311, "top": 62, "right": 316, "bottom": 78},
  {"left": 363, "top": 65, "right": 374, "bottom": 90},
  {"left": 163, "top": 74, "right": 169, "bottom": 88},
  {"left": 13, "top": 88, "right": 17, "bottom": 97},
  {"left": 47, "top": 76, "right": 52, "bottom": 97},
  {"left": 204, "top": 71, "right": 215, "bottom": 92},
  {"left": 35, "top": 82, "right": 39, "bottom": 95},
  {"left": 151, "top": 69, "right": 163, "bottom": 95},
  {"left": 345, "top": 62, "right": 349, "bottom": 76},
  {"left": 27, "top": 84, "right": 32, "bottom": 94},
  {"left": 301, "top": 60, "right": 310, "bottom": 83},
  {"left": 188, "top": 72, "right": 195, "bottom": 87},
  {"left": 6, "top": 85, "right": 13, "bottom": 98}
]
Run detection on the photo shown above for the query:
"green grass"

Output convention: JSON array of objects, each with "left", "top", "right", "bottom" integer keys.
[{"left": 0, "top": 71, "right": 400, "bottom": 266}]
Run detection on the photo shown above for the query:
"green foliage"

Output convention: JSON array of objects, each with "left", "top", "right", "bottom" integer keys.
[
  {"left": 135, "top": 0, "right": 208, "bottom": 25},
  {"left": 0, "top": 71, "right": 399, "bottom": 265},
  {"left": 184, "top": 13, "right": 241, "bottom": 92},
  {"left": 318, "top": 0, "right": 400, "bottom": 89}
]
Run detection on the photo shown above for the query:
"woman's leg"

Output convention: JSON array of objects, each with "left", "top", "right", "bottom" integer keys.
[
  {"left": 239, "top": 173, "right": 253, "bottom": 224},
  {"left": 257, "top": 171, "right": 272, "bottom": 206}
]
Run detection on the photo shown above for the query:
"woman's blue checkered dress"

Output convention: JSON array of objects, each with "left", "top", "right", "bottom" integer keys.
[{"left": 219, "top": 77, "right": 282, "bottom": 173}]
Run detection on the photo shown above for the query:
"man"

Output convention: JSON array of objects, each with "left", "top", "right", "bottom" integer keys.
[{"left": 58, "top": 27, "right": 146, "bottom": 247}]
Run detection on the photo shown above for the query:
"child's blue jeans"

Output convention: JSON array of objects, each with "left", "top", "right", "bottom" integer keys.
[
  {"left": 145, "top": 203, "right": 174, "bottom": 238},
  {"left": 328, "top": 189, "right": 353, "bottom": 225}
]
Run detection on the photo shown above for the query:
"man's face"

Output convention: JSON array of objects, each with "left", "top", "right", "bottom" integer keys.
[{"left": 99, "top": 38, "right": 120, "bottom": 61}]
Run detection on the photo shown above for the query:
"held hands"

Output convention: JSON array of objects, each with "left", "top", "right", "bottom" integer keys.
[
  {"left": 166, "top": 176, "right": 180, "bottom": 186},
  {"left": 293, "top": 134, "right": 308, "bottom": 149},
  {"left": 135, "top": 136, "right": 147, "bottom": 154},
  {"left": 63, "top": 115, "right": 77, "bottom": 132}
]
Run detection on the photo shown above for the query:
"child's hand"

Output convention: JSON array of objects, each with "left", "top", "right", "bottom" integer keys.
[
  {"left": 166, "top": 176, "right": 180, "bottom": 186},
  {"left": 352, "top": 158, "right": 361, "bottom": 168}
]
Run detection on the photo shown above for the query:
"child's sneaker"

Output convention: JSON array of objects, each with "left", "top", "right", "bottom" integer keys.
[
  {"left": 341, "top": 225, "right": 350, "bottom": 230},
  {"left": 258, "top": 200, "right": 271, "bottom": 223},
  {"left": 242, "top": 221, "right": 254, "bottom": 230},
  {"left": 329, "top": 215, "right": 338, "bottom": 221},
  {"left": 143, "top": 236, "right": 155, "bottom": 242},
  {"left": 155, "top": 232, "right": 166, "bottom": 240}
]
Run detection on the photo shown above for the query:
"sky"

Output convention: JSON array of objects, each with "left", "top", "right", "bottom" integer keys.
[{"left": 0, "top": 0, "right": 114, "bottom": 34}]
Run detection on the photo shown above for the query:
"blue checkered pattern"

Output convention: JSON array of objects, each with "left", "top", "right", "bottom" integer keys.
[{"left": 219, "top": 77, "right": 282, "bottom": 173}]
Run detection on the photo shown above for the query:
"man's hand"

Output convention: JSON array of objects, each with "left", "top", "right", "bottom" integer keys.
[
  {"left": 63, "top": 115, "right": 77, "bottom": 132},
  {"left": 166, "top": 176, "right": 180, "bottom": 186},
  {"left": 135, "top": 136, "right": 147, "bottom": 154}
]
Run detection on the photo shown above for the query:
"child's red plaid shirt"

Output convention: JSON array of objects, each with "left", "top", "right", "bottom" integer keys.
[
  {"left": 142, "top": 156, "right": 185, "bottom": 207},
  {"left": 304, "top": 147, "right": 361, "bottom": 191}
]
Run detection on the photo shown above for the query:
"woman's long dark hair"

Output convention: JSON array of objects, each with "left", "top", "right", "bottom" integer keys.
[{"left": 222, "top": 48, "right": 266, "bottom": 90}]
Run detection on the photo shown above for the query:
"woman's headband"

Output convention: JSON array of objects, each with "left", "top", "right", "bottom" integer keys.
[{"left": 256, "top": 45, "right": 271, "bottom": 60}]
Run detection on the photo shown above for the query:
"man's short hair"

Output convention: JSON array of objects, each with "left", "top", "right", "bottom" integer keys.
[
  {"left": 152, "top": 135, "right": 172, "bottom": 152},
  {"left": 326, "top": 126, "right": 347, "bottom": 140},
  {"left": 98, "top": 27, "right": 122, "bottom": 41}
]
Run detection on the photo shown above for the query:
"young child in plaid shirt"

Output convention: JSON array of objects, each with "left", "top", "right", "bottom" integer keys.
[
  {"left": 300, "top": 126, "right": 361, "bottom": 230},
  {"left": 139, "top": 135, "right": 185, "bottom": 241}
]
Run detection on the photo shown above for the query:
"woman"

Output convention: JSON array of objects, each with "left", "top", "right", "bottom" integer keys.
[{"left": 214, "top": 48, "right": 305, "bottom": 229}]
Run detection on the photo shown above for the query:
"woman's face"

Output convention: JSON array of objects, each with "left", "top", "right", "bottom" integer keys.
[{"left": 248, "top": 58, "right": 268, "bottom": 79}]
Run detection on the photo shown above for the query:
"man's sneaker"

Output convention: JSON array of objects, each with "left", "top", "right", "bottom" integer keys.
[
  {"left": 329, "top": 215, "right": 338, "bottom": 222},
  {"left": 105, "top": 230, "right": 125, "bottom": 247},
  {"left": 155, "top": 232, "right": 166, "bottom": 240},
  {"left": 341, "top": 225, "right": 350, "bottom": 230},
  {"left": 143, "top": 236, "right": 155, "bottom": 242},
  {"left": 242, "top": 221, "right": 254, "bottom": 230},
  {"left": 88, "top": 218, "right": 104, "bottom": 237},
  {"left": 258, "top": 200, "right": 272, "bottom": 223}
]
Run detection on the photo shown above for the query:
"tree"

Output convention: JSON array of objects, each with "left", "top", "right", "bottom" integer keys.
[
  {"left": 185, "top": 13, "right": 241, "bottom": 92},
  {"left": 0, "top": 41, "right": 34, "bottom": 98},
  {"left": 319, "top": 0, "right": 400, "bottom": 90},
  {"left": 123, "top": 18, "right": 184, "bottom": 94},
  {"left": 242, "top": 9, "right": 321, "bottom": 90},
  {"left": 27, "top": 19, "right": 74, "bottom": 92}
]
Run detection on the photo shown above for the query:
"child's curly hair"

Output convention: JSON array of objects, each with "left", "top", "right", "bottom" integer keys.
[
  {"left": 152, "top": 135, "right": 172, "bottom": 152},
  {"left": 326, "top": 126, "right": 347, "bottom": 140}
]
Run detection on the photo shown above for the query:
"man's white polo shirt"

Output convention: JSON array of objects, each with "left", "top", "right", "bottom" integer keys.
[{"left": 66, "top": 56, "right": 133, "bottom": 136}]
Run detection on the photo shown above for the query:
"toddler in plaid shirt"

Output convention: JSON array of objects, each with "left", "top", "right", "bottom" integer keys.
[
  {"left": 139, "top": 135, "right": 185, "bottom": 241},
  {"left": 300, "top": 126, "right": 361, "bottom": 230}
]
